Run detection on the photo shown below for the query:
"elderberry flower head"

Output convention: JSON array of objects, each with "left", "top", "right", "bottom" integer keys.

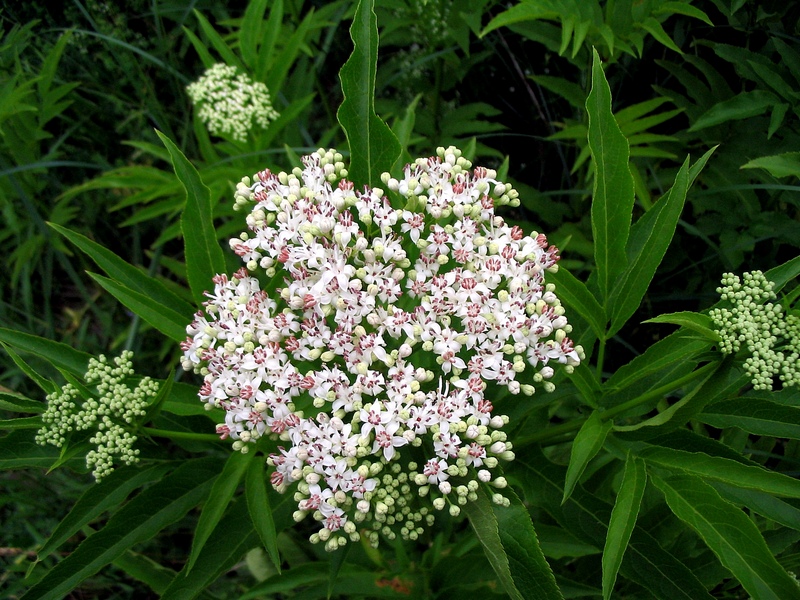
[
  {"left": 186, "top": 63, "right": 279, "bottom": 142},
  {"left": 36, "top": 351, "right": 159, "bottom": 481},
  {"left": 710, "top": 270, "right": 799, "bottom": 390},
  {"left": 181, "top": 147, "right": 584, "bottom": 550}
]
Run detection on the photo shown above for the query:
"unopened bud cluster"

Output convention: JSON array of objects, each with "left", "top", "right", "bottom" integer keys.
[
  {"left": 186, "top": 63, "right": 279, "bottom": 142},
  {"left": 710, "top": 271, "right": 799, "bottom": 390},
  {"left": 36, "top": 351, "right": 159, "bottom": 480},
  {"left": 182, "top": 147, "right": 583, "bottom": 550}
]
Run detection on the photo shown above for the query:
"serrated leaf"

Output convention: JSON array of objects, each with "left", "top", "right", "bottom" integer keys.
[
  {"left": 643, "top": 310, "right": 720, "bottom": 341},
  {"left": 638, "top": 17, "right": 682, "bottom": 53},
  {"left": 511, "top": 451, "right": 714, "bottom": 600},
  {"left": 587, "top": 49, "right": 635, "bottom": 303},
  {"left": 741, "top": 152, "right": 800, "bottom": 179},
  {"left": 0, "top": 391, "right": 44, "bottom": 413},
  {"left": 563, "top": 411, "right": 612, "bottom": 504},
  {"left": 87, "top": 272, "right": 188, "bottom": 342},
  {"left": 246, "top": 456, "right": 281, "bottom": 573},
  {"left": 652, "top": 474, "right": 800, "bottom": 600},
  {"left": 603, "top": 454, "right": 646, "bottom": 600},
  {"left": 157, "top": 130, "right": 225, "bottom": 306},
  {"left": 0, "top": 416, "right": 41, "bottom": 429},
  {"left": 464, "top": 485, "right": 563, "bottom": 600},
  {"left": 21, "top": 457, "right": 222, "bottom": 600},
  {"left": 38, "top": 463, "right": 174, "bottom": 560},
  {"left": 698, "top": 398, "right": 800, "bottom": 440},
  {"left": 608, "top": 147, "right": 714, "bottom": 337},
  {"left": 638, "top": 446, "right": 800, "bottom": 498},
  {"left": 548, "top": 267, "right": 606, "bottom": 339},
  {"left": 337, "top": 0, "right": 401, "bottom": 187},
  {"left": 0, "top": 328, "right": 90, "bottom": 378},
  {"left": 713, "top": 482, "right": 800, "bottom": 532},
  {"left": 162, "top": 495, "right": 258, "bottom": 600},
  {"left": 49, "top": 222, "right": 195, "bottom": 320},
  {"left": 187, "top": 450, "right": 254, "bottom": 572}
]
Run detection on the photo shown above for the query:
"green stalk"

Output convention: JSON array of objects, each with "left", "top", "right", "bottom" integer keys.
[{"left": 142, "top": 427, "right": 221, "bottom": 442}]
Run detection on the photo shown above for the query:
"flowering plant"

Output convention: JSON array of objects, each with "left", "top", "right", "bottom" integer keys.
[
  {"left": 3, "top": 1, "right": 800, "bottom": 599},
  {"left": 180, "top": 146, "right": 583, "bottom": 549}
]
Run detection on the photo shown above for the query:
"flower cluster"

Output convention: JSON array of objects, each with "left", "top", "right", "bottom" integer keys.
[
  {"left": 710, "top": 270, "right": 799, "bottom": 390},
  {"left": 186, "top": 63, "right": 279, "bottom": 142},
  {"left": 181, "top": 147, "right": 583, "bottom": 550},
  {"left": 36, "top": 351, "right": 159, "bottom": 480}
]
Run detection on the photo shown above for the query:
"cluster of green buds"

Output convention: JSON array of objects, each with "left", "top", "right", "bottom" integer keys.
[
  {"left": 36, "top": 351, "right": 159, "bottom": 480},
  {"left": 186, "top": 63, "right": 279, "bottom": 142},
  {"left": 710, "top": 271, "right": 799, "bottom": 390}
]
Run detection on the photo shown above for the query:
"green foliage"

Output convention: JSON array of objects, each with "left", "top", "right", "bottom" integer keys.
[{"left": 1, "top": 0, "right": 800, "bottom": 598}]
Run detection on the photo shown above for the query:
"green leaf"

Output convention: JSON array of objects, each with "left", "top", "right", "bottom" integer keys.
[
  {"left": 239, "top": 0, "right": 268, "bottom": 69},
  {"left": 187, "top": 450, "right": 254, "bottom": 572},
  {"left": 511, "top": 451, "right": 714, "bottom": 600},
  {"left": 49, "top": 223, "right": 195, "bottom": 320},
  {"left": 464, "top": 485, "right": 563, "bottom": 600},
  {"left": 337, "top": 0, "right": 401, "bottom": 187},
  {"left": 548, "top": 267, "right": 606, "bottom": 339},
  {"left": 741, "top": 152, "right": 800, "bottom": 178},
  {"left": 20, "top": 457, "right": 222, "bottom": 600},
  {"left": 0, "top": 416, "right": 41, "bottom": 429},
  {"left": 652, "top": 474, "right": 800, "bottom": 600},
  {"left": 246, "top": 456, "right": 281, "bottom": 573},
  {"left": 689, "top": 90, "right": 778, "bottom": 131},
  {"left": 654, "top": 2, "right": 713, "bottom": 25},
  {"left": 0, "top": 328, "right": 91, "bottom": 378},
  {"left": 643, "top": 311, "right": 720, "bottom": 341},
  {"left": 563, "top": 411, "right": 612, "bottom": 504},
  {"left": 587, "top": 49, "right": 635, "bottom": 303},
  {"left": 481, "top": 1, "right": 561, "bottom": 37},
  {"left": 161, "top": 495, "right": 258, "bottom": 600},
  {"left": 608, "top": 148, "right": 715, "bottom": 336},
  {"left": 38, "top": 463, "right": 173, "bottom": 560},
  {"left": 266, "top": 9, "right": 316, "bottom": 96},
  {"left": 157, "top": 130, "right": 225, "bottom": 306},
  {"left": 637, "top": 17, "right": 682, "bottom": 54},
  {"left": 766, "top": 255, "right": 800, "bottom": 293},
  {"left": 0, "top": 391, "right": 44, "bottom": 413},
  {"left": 699, "top": 398, "right": 800, "bottom": 440},
  {"left": 255, "top": 0, "right": 283, "bottom": 82},
  {"left": 0, "top": 430, "right": 83, "bottom": 471},
  {"left": 1, "top": 344, "right": 57, "bottom": 394},
  {"left": 87, "top": 273, "right": 188, "bottom": 342},
  {"left": 161, "top": 382, "right": 215, "bottom": 417},
  {"left": 113, "top": 550, "right": 177, "bottom": 596},
  {"left": 713, "top": 482, "right": 800, "bottom": 532},
  {"left": 638, "top": 446, "right": 800, "bottom": 498},
  {"left": 192, "top": 10, "right": 244, "bottom": 71},
  {"left": 603, "top": 330, "right": 711, "bottom": 394},
  {"left": 602, "top": 454, "right": 646, "bottom": 600}
]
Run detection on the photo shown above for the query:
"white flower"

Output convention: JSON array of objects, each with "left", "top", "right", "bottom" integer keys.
[
  {"left": 182, "top": 146, "right": 584, "bottom": 549},
  {"left": 187, "top": 63, "right": 279, "bottom": 142}
]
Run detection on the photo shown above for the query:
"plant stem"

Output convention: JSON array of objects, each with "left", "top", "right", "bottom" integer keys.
[{"left": 142, "top": 427, "right": 221, "bottom": 442}]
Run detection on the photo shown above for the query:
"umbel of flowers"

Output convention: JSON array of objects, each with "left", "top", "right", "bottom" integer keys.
[
  {"left": 181, "top": 147, "right": 583, "bottom": 550},
  {"left": 36, "top": 351, "right": 159, "bottom": 481},
  {"left": 186, "top": 63, "right": 279, "bottom": 142},
  {"left": 710, "top": 270, "right": 799, "bottom": 390}
]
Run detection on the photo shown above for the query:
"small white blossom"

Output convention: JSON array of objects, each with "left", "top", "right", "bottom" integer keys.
[
  {"left": 182, "top": 147, "right": 584, "bottom": 549},
  {"left": 187, "top": 63, "right": 279, "bottom": 142}
]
